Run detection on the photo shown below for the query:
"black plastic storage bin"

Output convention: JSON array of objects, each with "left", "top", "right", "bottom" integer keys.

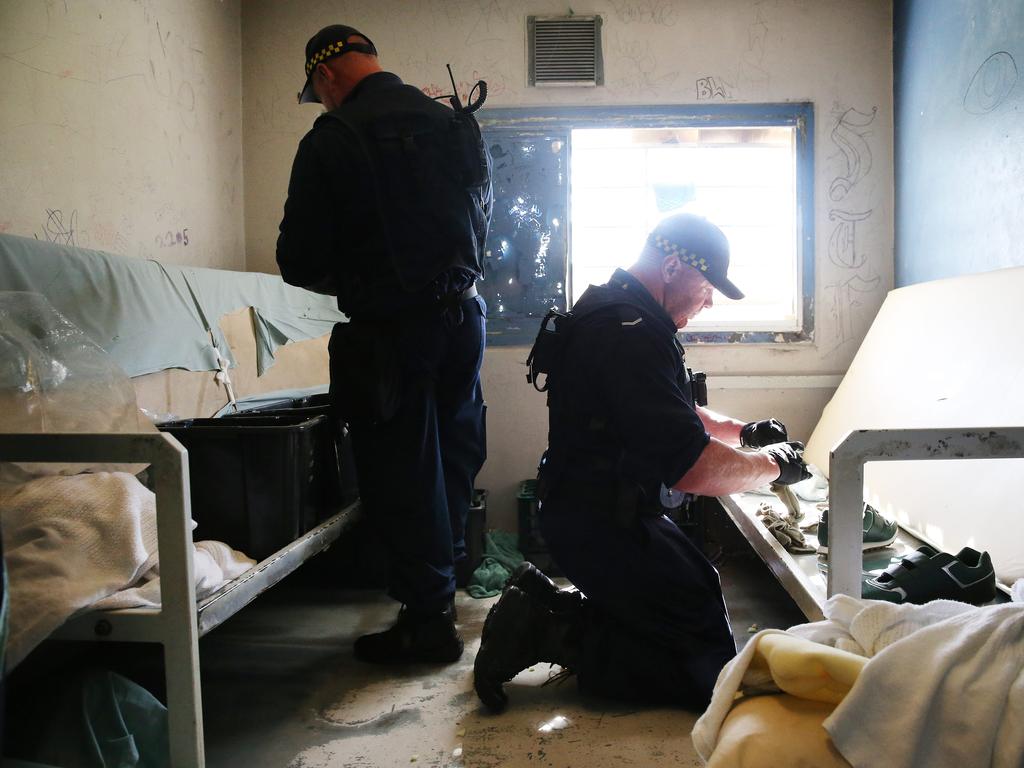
[
  {"left": 158, "top": 414, "right": 333, "bottom": 561},
  {"left": 222, "top": 393, "right": 358, "bottom": 514}
]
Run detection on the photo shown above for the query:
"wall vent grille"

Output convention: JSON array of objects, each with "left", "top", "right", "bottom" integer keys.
[{"left": 528, "top": 15, "right": 603, "bottom": 87}]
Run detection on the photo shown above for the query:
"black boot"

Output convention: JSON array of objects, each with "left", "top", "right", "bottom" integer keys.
[
  {"left": 354, "top": 604, "right": 463, "bottom": 664},
  {"left": 507, "top": 561, "right": 585, "bottom": 614},
  {"left": 483, "top": 562, "right": 583, "bottom": 645},
  {"left": 474, "top": 586, "right": 581, "bottom": 712}
]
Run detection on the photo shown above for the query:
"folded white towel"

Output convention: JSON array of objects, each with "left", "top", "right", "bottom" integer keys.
[
  {"left": 823, "top": 601, "right": 1024, "bottom": 768},
  {"left": 91, "top": 539, "right": 255, "bottom": 612},
  {"left": 788, "top": 593, "right": 975, "bottom": 656},
  {"left": 1, "top": 472, "right": 254, "bottom": 670}
]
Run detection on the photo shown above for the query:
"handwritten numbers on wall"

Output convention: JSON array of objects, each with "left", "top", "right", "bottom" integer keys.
[{"left": 156, "top": 228, "right": 189, "bottom": 247}]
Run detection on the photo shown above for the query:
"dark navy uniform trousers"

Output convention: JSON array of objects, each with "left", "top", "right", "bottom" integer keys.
[
  {"left": 540, "top": 472, "right": 737, "bottom": 709},
  {"left": 343, "top": 295, "right": 487, "bottom": 613}
]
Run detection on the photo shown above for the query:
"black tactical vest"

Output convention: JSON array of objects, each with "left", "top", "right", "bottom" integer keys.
[
  {"left": 529, "top": 281, "right": 705, "bottom": 521},
  {"left": 318, "top": 81, "right": 491, "bottom": 295}
]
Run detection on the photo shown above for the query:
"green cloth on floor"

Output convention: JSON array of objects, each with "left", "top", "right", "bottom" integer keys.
[{"left": 466, "top": 530, "right": 525, "bottom": 598}]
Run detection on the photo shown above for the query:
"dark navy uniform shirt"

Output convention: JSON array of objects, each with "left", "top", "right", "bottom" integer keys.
[
  {"left": 277, "top": 72, "right": 397, "bottom": 315},
  {"left": 547, "top": 268, "right": 710, "bottom": 500},
  {"left": 276, "top": 71, "right": 489, "bottom": 318}
]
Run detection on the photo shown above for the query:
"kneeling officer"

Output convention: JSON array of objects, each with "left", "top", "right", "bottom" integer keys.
[{"left": 475, "top": 213, "right": 809, "bottom": 711}]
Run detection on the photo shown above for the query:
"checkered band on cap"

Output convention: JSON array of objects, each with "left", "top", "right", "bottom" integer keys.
[
  {"left": 306, "top": 41, "right": 349, "bottom": 75},
  {"left": 652, "top": 235, "right": 709, "bottom": 273}
]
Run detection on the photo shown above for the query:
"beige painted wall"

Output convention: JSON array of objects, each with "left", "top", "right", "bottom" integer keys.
[
  {"left": 0, "top": 2, "right": 889, "bottom": 532},
  {"left": 241, "top": 0, "right": 893, "bottom": 531},
  {"left": 0, "top": 0, "right": 244, "bottom": 270}
]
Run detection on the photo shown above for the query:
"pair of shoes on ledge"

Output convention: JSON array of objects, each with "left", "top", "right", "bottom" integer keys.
[
  {"left": 863, "top": 545, "right": 996, "bottom": 605},
  {"left": 816, "top": 503, "right": 898, "bottom": 554}
]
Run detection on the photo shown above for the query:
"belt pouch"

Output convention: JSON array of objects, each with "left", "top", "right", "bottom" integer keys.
[{"left": 329, "top": 322, "right": 403, "bottom": 425}]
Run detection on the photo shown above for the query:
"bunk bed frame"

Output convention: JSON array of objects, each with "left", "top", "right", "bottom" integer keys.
[
  {"left": 719, "top": 426, "right": 1024, "bottom": 620},
  {"left": 0, "top": 431, "right": 359, "bottom": 768}
]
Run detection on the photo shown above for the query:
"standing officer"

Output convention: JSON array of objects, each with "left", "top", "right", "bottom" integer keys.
[
  {"left": 277, "top": 25, "right": 492, "bottom": 664},
  {"left": 475, "top": 213, "right": 809, "bottom": 710}
]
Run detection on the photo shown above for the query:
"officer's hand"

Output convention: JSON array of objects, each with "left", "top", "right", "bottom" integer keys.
[
  {"left": 740, "top": 418, "right": 789, "bottom": 448},
  {"left": 764, "top": 441, "right": 812, "bottom": 485}
]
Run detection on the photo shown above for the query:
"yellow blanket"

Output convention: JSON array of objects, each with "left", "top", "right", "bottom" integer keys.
[
  {"left": 750, "top": 632, "right": 866, "bottom": 704},
  {"left": 693, "top": 630, "right": 866, "bottom": 767}
]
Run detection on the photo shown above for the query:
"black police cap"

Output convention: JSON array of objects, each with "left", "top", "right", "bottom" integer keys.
[
  {"left": 647, "top": 213, "right": 744, "bottom": 300},
  {"left": 298, "top": 24, "right": 377, "bottom": 104}
]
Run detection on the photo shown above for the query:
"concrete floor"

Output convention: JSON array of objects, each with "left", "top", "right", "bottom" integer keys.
[{"left": 199, "top": 551, "right": 805, "bottom": 768}]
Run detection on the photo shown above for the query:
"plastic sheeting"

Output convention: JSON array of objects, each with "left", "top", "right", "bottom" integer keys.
[
  {"left": 0, "top": 292, "right": 149, "bottom": 434},
  {"left": 0, "top": 233, "right": 345, "bottom": 377},
  {"left": 0, "top": 292, "right": 155, "bottom": 478}
]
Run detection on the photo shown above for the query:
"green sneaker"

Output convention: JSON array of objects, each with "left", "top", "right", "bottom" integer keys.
[
  {"left": 862, "top": 545, "right": 997, "bottom": 605},
  {"left": 816, "top": 504, "right": 897, "bottom": 553}
]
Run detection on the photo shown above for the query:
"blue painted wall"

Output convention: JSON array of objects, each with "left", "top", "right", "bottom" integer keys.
[{"left": 894, "top": 0, "right": 1024, "bottom": 287}]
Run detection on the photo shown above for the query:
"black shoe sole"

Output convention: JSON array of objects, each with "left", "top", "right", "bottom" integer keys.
[{"left": 474, "top": 587, "right": 535, "bottom": 712}]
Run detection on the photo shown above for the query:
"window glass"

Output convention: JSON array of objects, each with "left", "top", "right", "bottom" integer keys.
[
  {"left": 570, "top": 126, "right": 799, "bottom": 331},
  {"left": 479, "top": 132, "right": 569, "bottom": 343},
  {"left": 476, "top": 104, "right": 813, "bottom": 345}
]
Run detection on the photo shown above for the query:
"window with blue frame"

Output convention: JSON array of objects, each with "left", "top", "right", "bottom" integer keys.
[{"left": 476, "top": 103, "right": 814, "bottom": 346}]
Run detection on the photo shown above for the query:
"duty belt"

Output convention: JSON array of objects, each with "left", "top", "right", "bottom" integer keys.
[
  {"left": 349, "top": 282, "right": 477, "bottom": 323},
  {"left": 438, "top": 282, "right": 479, "bottom": 328}
]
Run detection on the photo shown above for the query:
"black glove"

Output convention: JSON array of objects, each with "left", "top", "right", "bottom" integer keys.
[
  {"left": 740, "top": 418, "right": 789, "bottom": 448},
  {"left": 764, "top": 441, "right": 812, "bottom": 485}
]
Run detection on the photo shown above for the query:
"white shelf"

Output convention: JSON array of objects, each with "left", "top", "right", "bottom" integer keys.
[
  {"left": 717, "top": 492, "right": 829, "bottom": 622},
  {"left": 718, "top": 488, "right": 1012, "bottom": 622}
]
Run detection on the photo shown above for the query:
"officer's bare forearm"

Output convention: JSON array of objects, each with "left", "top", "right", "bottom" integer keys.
[
  {"left": 672, "top": 437, "right": 779, "bottom": 496},
  {"left": 696, "top": 406, "right": 744, "bottom": 447}
]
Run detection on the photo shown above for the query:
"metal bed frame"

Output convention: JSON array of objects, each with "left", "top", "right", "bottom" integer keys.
[
  {"left": 719, "top": 426, "right": 1024, "bottom": 619},
  {"left": 0, "top": 431, "right": 359, "bottom": 768},
  {"left": 825, "top": 427, "right": 1024, "bottom": 598}
]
